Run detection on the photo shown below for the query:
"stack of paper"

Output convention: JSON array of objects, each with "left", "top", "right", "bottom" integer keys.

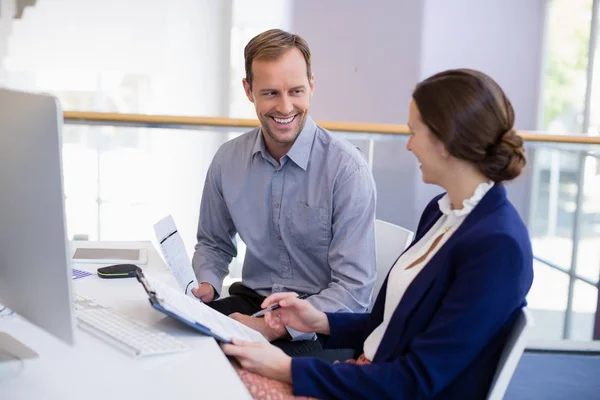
[{"left": 147, "top": 275, "right": 267, "bottom": 343}]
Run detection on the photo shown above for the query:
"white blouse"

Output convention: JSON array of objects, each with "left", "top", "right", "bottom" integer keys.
[{"left": 363, "top": 181, "right": 494, "bottom": 361}]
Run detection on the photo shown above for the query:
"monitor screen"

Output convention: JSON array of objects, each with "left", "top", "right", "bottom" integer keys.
[{"left": 0, "top": 89, "right": 75, "bottom": 350}]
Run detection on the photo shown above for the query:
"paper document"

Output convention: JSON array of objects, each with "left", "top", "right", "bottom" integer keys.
[
  {"left": 154, "top": 215, "right": 198, "bottom": 297},
  {"left": 146, "top": 276, "right": 268, "bottom": 343}
]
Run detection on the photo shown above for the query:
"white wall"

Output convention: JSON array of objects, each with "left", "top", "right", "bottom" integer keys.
[
  {"left": 2, "top": 0, "right": 233, "bottom": 252},
  {"left": 5, "top": 0, "right": 232, "bottom": 115},
  {"left": 0, "top": 0, "right": 15, "bottom": 84}
]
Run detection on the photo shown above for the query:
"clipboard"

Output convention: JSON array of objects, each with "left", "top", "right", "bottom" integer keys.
[{"left": 135, "top": 270, "right": 233, "bottom": 344}]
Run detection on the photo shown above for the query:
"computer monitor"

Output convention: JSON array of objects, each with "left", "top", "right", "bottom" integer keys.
[{"left": 0, "top": 88, "right": 75, "bottom": 359}]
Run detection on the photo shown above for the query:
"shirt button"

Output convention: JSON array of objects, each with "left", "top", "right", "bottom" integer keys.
[
  {"left": 276, "top": 235, "right": 282, "bottom": 240},
  {"left": 274, "top": 203, "right": 280, "bottom": 209}
]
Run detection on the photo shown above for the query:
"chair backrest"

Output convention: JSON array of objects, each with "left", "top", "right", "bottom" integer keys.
[
  {"left": 371, "top": 219, "right": 414, "bottom": 310},
  {"left": 487, "top": 307, "right": 534, "bottom": 400}
]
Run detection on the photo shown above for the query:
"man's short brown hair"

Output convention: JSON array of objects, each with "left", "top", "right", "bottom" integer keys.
[{"left": 244, "top": 29, "right": 312, "bottom": 87}]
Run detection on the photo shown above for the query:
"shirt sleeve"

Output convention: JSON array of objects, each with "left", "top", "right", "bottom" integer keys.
[
  {"left": 285, "top": 326, "right": 318, "bottom": 341},
  {"left": 191, "top": 151, "right": 238, "bottom": 297}
]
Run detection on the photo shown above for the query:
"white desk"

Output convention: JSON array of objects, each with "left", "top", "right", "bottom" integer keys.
[{"left": 0, "top": 241, "right": 252, "bottom": 400}]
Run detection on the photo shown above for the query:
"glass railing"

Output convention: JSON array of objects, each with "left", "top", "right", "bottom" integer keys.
[{"left": 61, "top": 112, "right": 600, "bottom": 342}]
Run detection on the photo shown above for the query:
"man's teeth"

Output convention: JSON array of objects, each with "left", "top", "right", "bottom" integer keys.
[{"left": 273, "top": 116, "right": 295, "bottom": 124}]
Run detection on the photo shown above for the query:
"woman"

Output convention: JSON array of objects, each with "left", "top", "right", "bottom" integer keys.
[{"left": 222, "top": 69, "right": 534, "bottom": 400}]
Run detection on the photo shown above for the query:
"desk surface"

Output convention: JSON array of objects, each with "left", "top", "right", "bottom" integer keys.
[{"left": 0, "top": 241, "right": 251, "bottom": 400}]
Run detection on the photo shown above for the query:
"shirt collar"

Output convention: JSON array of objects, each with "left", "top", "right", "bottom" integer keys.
[
  {"left": 438, "top": 181, "right": 494, "bottom": 218},
  {"left": 252, "top": 127, "right": 268, "bottom": 157},
  {"left": 251, "top": 117, "right": 317, "bottom": 170},
  {"left": 285, "top": 116, "right": 316, "bottom": 170}
]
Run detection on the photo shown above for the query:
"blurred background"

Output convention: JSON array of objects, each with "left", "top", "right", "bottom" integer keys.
[{"left": 0, "top": 0, "right": 599, "bottom": 342}]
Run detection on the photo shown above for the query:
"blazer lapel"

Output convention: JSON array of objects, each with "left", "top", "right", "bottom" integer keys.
[
  {"left": 372, "top": 243, "right": 447, "bottom": 362},
  {"left": 368, "top": 205, "right": 443, "bottom": 331},
  {"left": 372, "top": 185, "right": 508, "bottom": 362}
]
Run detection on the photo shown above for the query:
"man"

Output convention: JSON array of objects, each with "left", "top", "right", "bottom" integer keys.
[{"left": 191, "top": 29, "right": 376, "bottom": 356}]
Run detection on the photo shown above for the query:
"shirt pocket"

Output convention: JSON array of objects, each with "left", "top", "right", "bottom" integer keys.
[{"left": 286, "top": 202, "right": 330, "bottom": 252}]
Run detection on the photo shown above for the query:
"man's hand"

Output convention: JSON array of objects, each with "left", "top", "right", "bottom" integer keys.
[
  {"left": 221, "top": 338, "right": 292, "bottom": 383},
  {"left": 191, "top": 282, "right": 216, "bottom": 303},
  {"left": 229, "top": 312, "right": 288, "bottom": 342}
]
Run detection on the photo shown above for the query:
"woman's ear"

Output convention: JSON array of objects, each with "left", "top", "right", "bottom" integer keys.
[{"left": 435, "top": 139, "right": 449, "bottom": 158}]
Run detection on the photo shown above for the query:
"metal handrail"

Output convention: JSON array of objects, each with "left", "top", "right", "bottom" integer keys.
[
  {"left": 63, "top": 111, "right": 600, "bottom": 145},
  {"left": 534, "top": 255, "right": 597, "bottom": 287}
]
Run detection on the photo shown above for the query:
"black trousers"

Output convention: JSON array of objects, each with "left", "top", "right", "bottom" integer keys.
[{"left": 209, "top": 282, "right": 354, "bottom": 362}]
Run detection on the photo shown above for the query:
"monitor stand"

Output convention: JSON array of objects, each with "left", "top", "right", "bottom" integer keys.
[{"left": 0, "top": 332, "right": 38, "bottom": 373}]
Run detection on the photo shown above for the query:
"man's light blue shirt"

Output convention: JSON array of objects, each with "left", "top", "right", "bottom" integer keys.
[{"left": 192, "top": 117, "right": 376, "bottom": 340}]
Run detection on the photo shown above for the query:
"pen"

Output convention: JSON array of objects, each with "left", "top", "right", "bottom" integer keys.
[{"left": 251, "top": 294, "right": 310, "bottom": 317}]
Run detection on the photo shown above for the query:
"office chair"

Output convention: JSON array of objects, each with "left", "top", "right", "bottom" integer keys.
[
  {"left": 487, "top": 307, "right": 535, "bottom": 400},
  {"left": 372, "top": 219, "right": 414, "bottom": 310}
]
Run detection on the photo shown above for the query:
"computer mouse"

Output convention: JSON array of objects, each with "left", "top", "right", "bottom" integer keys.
[{"left": 97, "top": 264, "right": 141, "bottom": 279}]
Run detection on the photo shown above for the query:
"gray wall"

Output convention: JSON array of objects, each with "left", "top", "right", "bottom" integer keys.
[
  {"left": 420, "top": 0, "right": 546, "bottom": 131},
  {"left": 291, "top": 0, "right": 547, "bottom": 231},
  {"left": 291, "top": 0, "right": 424, "bottom": 124},
  {"left": 419, "top": 0, "right": 547, "bottom": 225}
]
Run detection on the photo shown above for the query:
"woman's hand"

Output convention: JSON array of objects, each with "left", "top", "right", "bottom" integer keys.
[
  {"left": 261, "top": 292, "right": 330, "bottom": 335},
  {"left": 221, "top": 339, "right": 292, "bottom": 383}
]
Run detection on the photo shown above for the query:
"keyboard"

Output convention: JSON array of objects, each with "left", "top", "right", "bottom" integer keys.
[{"left": 74, "top": 295, "right": 189, "bottom": 357}]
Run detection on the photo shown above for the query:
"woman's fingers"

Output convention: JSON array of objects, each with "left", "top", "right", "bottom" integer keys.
[
  {"left": 221, "top": 343, "right": 240, "bottom": 356},
  {"left": 231, "top": 337, "right": 266, "bottom": 349},
  {"left": 267, "top": 309, "right": 293, "bottom": 325},
  {"left": 221, "top": 338, "right": 255, "bottom": 358},
  {"left": 264, "top": 311, "right": 278, "bottom": 326},
  {"left": 260, "top": 292, "right": 298, "bottom": 309},
  {"left": 264, "top": 311, "right": 287, "bottom": 329}
]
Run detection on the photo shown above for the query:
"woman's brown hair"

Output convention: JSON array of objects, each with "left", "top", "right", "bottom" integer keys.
[{"left": 412, "top": 69, "right": 526, "bottom": 182}]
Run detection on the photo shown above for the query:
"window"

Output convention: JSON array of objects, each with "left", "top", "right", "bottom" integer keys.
[{"left": 532, "top": 0, "right": 599, "bottom": 340}]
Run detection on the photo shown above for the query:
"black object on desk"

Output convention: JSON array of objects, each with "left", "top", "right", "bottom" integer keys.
[{"left": 97, "top": 264, "right": 141, "bottom": 279}]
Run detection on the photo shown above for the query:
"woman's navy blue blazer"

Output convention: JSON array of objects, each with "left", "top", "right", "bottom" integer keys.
[{"left": 292, "top": 184, "right": 534, "bottom": 399}]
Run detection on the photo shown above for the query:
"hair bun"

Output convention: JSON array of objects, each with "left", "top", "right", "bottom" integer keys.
[{"left": 479, "top": 129, "right": 526, "bottom": 182}]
